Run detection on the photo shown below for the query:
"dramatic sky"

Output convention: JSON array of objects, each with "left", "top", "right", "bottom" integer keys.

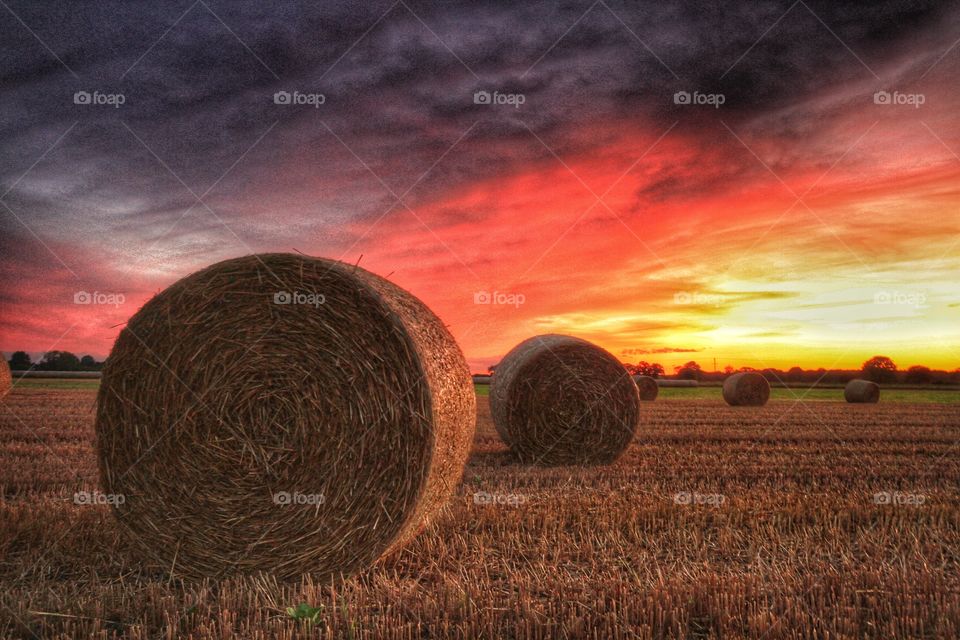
[{"left": 2, "top": 0, "right": 959, "bottom": 372}]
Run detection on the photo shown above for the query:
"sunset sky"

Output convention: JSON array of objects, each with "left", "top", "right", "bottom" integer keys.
[{"left": 1, "top": 1, "right": 959, "bottom": 373}]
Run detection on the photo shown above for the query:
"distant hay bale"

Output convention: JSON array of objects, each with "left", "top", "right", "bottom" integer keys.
[
  {"left": 656, "top": 379, "right": 698, "bottom": 388},
  {"left": 95, "top": 253, "right": 475, "bottom": 580},
  {"left": 634, "top": 375, "right": 659, "bottom": 401},
  {"left": 845, "top": 379, "right": 880, "bottom": 403},
  {"left": 722, "top": 372, "right": 770, "bottom": 406},
  {"left": 490, "top": 334, "right": 640, "bottom": 465},
  {"left": 0, "top": 358, "right": 10, "bottom": 397}
]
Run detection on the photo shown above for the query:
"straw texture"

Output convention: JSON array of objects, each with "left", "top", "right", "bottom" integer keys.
[
  {"left": 845, "top": 379, "right": 880, "bottom": 403},
  {"left": 0, "top": 358, "right": 10, "bottom": 398},
  {"left": 489, "top": 334, "right": 639, "bottom": 466},
  {"left": 634, "top": 375, "right": 659, "bottom": 401},
  {"left": 722, "top": 372, "right": 770, "bottom": 406},
  {"left": 95, "top": 253, "right": 475, "bottom": 580}
]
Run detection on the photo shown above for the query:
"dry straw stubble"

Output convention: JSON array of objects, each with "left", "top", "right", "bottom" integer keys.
[
  {"left": 722, "top": 372, "right": 771, "bottom": 406},
  {"left": 95, "top": 253, "right": 475, "bottom": 580},
  {"left": 490, "top": 334, "right": 640, "bottom": 466},
  {"left": 845, "top": 378, "right": 880, "bottom": 403}
]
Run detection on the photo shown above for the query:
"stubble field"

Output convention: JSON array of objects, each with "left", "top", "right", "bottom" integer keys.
[{"left": 1, "top": 385, "right": 958, "bottom": 639}]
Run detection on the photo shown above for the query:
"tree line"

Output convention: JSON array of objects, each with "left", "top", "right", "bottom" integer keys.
[
  {"left": 8, "top": 350, "right": 960, "bottom": 385},
  {"left": 6, "top": 351, "right": 104, "bottom": 372},
  {"left": 621, "top": 356, "right": 960, "bottom": 385}
]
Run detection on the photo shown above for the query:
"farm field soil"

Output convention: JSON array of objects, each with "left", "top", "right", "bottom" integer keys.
[{"left": 1, "top": 387, "right": 959, "bottom": 638}]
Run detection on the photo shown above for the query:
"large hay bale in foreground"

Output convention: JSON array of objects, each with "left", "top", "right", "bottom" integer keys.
[
  {"left": 490, "top": 334, "right": 639, "bottom": 465},
  {"left": 96, "top": 253, "right": 475, "bottom": 580},
  {"left": 845, "top": 379, "right": 880, "bottom": 403},
  {"left": 722, "top": 372, "right": 770, "bottom": 406},
  {"left": 634, "top": 375, "right": 659, "bottom": 401},
  {"left": 0, "top": 358, "right": 10, "bottom": 398}
]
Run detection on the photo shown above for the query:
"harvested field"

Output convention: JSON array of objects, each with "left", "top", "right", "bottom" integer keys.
[{"left": 1, "top": 384, "right": 960, "bottom": 638}]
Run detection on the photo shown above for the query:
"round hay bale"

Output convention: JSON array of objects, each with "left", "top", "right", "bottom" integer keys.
[
  {"left": 489, "top": 334, "right": 639, "bottom": 465},
  {"left": 95, "top": 253, "right": 475, "bottom": 580},
  {"left": 0, "top": 358, "right": 10, "bottom": 398},
  {"left": 845, "top": 379, "right": 880, "bottom": 403},
  {"left": 634, "top": 375, "right": 659, "bottom": 401},
  {"left": 722, "top": 372, "right": 770, "bottom": 406}
]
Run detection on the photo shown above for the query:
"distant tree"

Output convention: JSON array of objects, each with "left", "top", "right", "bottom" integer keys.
[
  {"left": 80, "top": 355, "right": 98, "bottom": 370},
  {"left": 786, "top": 366, "right": 804, "bottom": 382},
  {"left": 723, "top": 365, "right": 735, "bottom": 374},
  {"left": 9, "top": 351, "right": 31, "bottom": 370},
  {"left": 862, "top": 355, "right": 897, "bottom": 383},
  {"left": 39, "top": 350, "right": 81, "bottom": 371},
  {"left": 675, "top": 361, "right": 702, "bottom": 381},
  {"left": 904, "top": 365, "right": 933, "bottom": 385},
  {"left": 635, "top": 361, "right": 664, "bottom": 378},
  {"left": 739, "top": 366, "right": 756, "bottom": 372}
]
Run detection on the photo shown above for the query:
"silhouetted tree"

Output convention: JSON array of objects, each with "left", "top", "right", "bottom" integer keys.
[
  {"left": 862, "top": 355, "right": 897, "bottom": 383},
  {"left": 39, "top": 351, "right": 81, "bottom": 371},
  {"left": 9, "top": 351, "right": 31, "bottom": 370},
  {"left": 634, "top": 361, "right": 664, "bottom": 378},
  {"left": 904, "top": 365, "right": 933, "bottom": 384},
  {"left": 675, "top": 361, "right": 702, "bottom": 381}
]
